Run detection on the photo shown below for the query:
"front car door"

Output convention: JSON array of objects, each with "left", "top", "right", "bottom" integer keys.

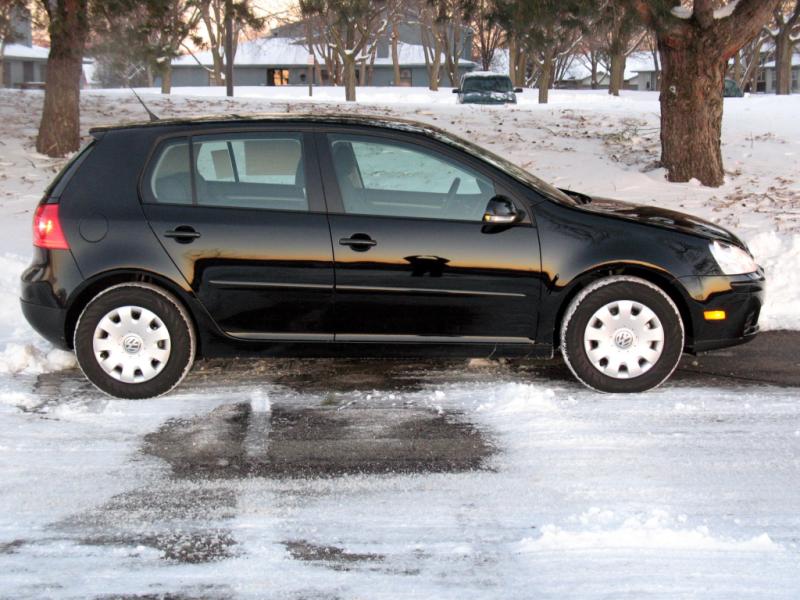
[
  {"left": 318, "top": 127, "right": 543, "bottom": 346},
  {"left": 142, "top": 127, "right": 335, "bottom": 341}
]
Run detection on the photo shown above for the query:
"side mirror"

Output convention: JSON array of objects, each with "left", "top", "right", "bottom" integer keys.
[
  {"left": 452, "top": 88, "right": 460, "bottom": 93},
  {"left": 514, "top": 87, "right": 523, "bottom": 93},
  {"left": 483, "top": 196, "right": 521, "bottom": 225}
]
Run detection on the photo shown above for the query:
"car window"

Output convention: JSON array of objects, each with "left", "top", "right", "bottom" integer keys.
[
  {"left": 193, "top": 133, "right": 308, "bottom": 211},
  {"left": 149, "top": 140, "right": 192, "bottom": 205},
  {"left": 328, "top": 134, "right": 495, "bottom": 222},
  {"left": 462, "top": 76, "right": 513, "bottom": 93}
]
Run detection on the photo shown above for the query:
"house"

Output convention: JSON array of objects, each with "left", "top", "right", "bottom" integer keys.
[
  {"left": 557, "top": 52, "right": 658, "bottom": 91},
  {"left": 1, "top": 12, "right": 48, "bottom": 88},
  {"left": 2, "top": 43, "right": 49, "bottom": 88},
  {"left": 165, "top": 20, "right": 477, "bottom": 89},
  {"left": 761, "top": 53, "right": 800, "bottom": 93}
]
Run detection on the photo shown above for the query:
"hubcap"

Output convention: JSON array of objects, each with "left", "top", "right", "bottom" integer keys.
[
  {"left": 583, "top": 300, "right": 665, "bottom": 379},
  {"left": 92, "top": 305, "right": 171, "bottom": 384}
]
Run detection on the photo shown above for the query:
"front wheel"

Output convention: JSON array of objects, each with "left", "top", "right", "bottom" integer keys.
[
  {"left": 560, "top": 276, "right": 684, "bottom": 393},
  {"left": 74, "top": 283, "right": 196, "bottom": 399}
]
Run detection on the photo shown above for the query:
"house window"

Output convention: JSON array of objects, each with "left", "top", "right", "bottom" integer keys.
[
  {"left": 23, "top": 61, "right": 34, "bottom": 82},
  {"left": 268, "top": 68, "right": 290, "bottom": 86},
  {"left": 793, "top": 68, "right": 799, "bottom": 91},
  {"left": 397, "top": 68, "right": 412, "bottom": 87}
]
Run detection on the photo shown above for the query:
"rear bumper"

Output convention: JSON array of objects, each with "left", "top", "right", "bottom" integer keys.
[
  {"left": 20, "top": 299, "right": 69, "bottom": 349},
  {"left": 680, "top": 271, "right": 765, "bottom": 354}
]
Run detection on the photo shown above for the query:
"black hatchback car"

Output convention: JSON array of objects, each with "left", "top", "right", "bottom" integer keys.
[{"left": 21, "top": 114, "right": 764, "bottom": 398}]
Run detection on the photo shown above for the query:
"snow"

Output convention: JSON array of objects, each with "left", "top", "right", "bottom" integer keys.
[
  {"left": 714, "top": 0, "right": 741, "bottom": 19},
  {"left": 1, "top": 43, "right": 49, "bottom": 61},
  {"left": 671, "top": 6, "right": 693, "bottom": 19},
  {"left": 1, "top": 373, "right": 799, "bottom": 598}
]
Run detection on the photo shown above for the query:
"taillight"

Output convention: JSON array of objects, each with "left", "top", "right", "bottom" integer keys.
[{"left": 33, "top": 204, "right": 69, "bottom": 250}]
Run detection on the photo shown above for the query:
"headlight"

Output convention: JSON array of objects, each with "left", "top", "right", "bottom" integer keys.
[{"left": 709, "top": 240, "right": 758, "bottom": 275}]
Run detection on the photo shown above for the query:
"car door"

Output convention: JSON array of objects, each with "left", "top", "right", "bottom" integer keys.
[
  {"left": 141, "top": 128, "right": 335, "bottom": 340},
  {"left": 318, "top": 128, "right": 542, "bottom": 343}
]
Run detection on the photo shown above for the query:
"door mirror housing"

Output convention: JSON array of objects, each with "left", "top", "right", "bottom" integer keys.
[
  {"left": 452, "top": 88, "right": 460, "bottom": 93},
  {"left": 514, "top": 87, "right": 524, "bottom": 93},
  {"left": 483, "top": 196, "right": 522, "bottom": 225}
]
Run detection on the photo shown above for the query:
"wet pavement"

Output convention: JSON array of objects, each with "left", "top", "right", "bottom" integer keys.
[{"left": 1, "top": 332, "right": 799, "bottom": 598}]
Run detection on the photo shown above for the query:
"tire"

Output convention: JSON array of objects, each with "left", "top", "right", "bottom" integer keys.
[
  {"left": 560, "top": 276, "right": 684, "bottom": 393},
  {"left": 74, "top": 283, "right": 196, "bottom": 399}
]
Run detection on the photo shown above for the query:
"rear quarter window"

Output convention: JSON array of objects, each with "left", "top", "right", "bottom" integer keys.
[{"left": 45, "top": 140, "right": 96, "bottom": 200}]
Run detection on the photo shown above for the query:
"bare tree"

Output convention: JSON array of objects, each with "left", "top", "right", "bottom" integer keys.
[
  {"left": 471, "top": 0, "right": 503, "bottom": 71},
  {"left": 196, "top": 0, "right": 263, "bottom": 85},
  {"left": 631, "top": 0, "right": 782, "bottom": 187},
  {"left": 766, "top": 0, "right": 800, "bottom": 94},
  {"left": 300, "top": 0, "right": 388, "bottom": 101},
  {"left": 36, "top": 0, "right": 89, "bottom": 157},
  {"left": 600, "top": 1, "right": 646, "bottom": 96},
  {"left": 419, "top": 0, "right": 444, "bottom": 90}
]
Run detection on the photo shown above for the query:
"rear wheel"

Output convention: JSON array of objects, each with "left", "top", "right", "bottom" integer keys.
[
  {"left": 74, "top": 283, "right": 195, "bottom": 399},
  {"left": 560, "top": 276, "right": 684, "bottom": 393}
]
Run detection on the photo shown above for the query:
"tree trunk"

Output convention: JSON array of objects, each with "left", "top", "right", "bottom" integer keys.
[
  {"left": 608, "top": 52, "right": 626, "bottom": 96},
  {"left": 391, "top": 20, "right": 401, "bottom": 85},
  {"left": 359, "top": 58, "right": 367, "bottom": 89},
  {"left": 659, "top": 45, "right": 726, "bottom": 186},
  {"left": 538, "top": 52, "right": 553, "bottom": 104},
  {"left": 590, "top": 55, "right": 598, "bottom": 89},
  {"left": 774, "top": 31, "right": 793, "bottom": 95},
  {"left": 343, "top": 54, "right": 356, "bottom": 101},
  {"left": 0, "top": 41, "right": 5, "bottom": 88},
  {"left": 36, "top": 0, "right": 88, "bottom": 157},
  {"left": 160, "top": 64, "right": 172, "bottom": 94}
]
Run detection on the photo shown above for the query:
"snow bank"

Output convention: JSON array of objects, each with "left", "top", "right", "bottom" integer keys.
[
  {"left": 747, "top": 232, "right": 800, "bottom": 330},
  {"left": 519, "top": 508, "right": 781, "bottom": 553},
  {"left": 0, "top": 254, "right": 76, "bottom": 375}
]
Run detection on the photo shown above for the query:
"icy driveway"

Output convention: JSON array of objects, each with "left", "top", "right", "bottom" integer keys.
[{"left": 1, "top": 358, "right": 798, "bottom": 599}]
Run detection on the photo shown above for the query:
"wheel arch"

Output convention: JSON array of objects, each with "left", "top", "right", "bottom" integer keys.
[
  {"left": 550, "top": 263, "right": 695, "bottom": 350},
  {"left": 64, "top": 269, "right": 204, "bottom": 354}
]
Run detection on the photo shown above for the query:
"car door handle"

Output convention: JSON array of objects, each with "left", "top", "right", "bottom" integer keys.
[
  {"left": 164, "top": 226, "right": 201, "bottom": 243},
  {"left": 339, "top": 235, "right": 377, "bottom": 250}
]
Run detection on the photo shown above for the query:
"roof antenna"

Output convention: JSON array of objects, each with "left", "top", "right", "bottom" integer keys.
[{"left": 125, "top": 65, "right": 160, "bottom": 122}]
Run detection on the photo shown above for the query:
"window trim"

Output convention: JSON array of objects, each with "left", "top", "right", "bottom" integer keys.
[
  {"left": 138, "top": 126, "right": 326, "bottom": 214},
  {"left": 316, "top": 127, "right": 532, "bottom": 225}
]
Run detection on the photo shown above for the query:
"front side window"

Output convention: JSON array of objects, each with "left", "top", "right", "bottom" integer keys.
[
  {"left": 328, "top": 134, "right": 495, "bottom": 222},
  {"left": 148, "top": 133, "right": 308, "bottom": 212}
]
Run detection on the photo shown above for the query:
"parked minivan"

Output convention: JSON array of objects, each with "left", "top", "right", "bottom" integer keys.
[{"left": 22, "top": 114, "right": 764, "bottom": 398}]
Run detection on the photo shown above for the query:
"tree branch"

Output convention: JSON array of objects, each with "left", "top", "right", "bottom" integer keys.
[{"left": 718, "top": 0, "right": 784, "bottom": 60}]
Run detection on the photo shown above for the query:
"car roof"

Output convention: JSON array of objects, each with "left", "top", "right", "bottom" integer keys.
[{"left": 89, "top": 112, "right": 453, "bottom": 137}]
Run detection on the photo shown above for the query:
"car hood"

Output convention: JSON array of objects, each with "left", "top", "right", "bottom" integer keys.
[{"left": 561, "top": 191, "right": 746, "bottom": 248}]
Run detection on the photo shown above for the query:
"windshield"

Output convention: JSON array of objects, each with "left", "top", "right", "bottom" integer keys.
[{"left": 462, "top": 76, "right": 513, "bottom": 93}]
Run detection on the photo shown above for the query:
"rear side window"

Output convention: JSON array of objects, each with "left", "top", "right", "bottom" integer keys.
[
  {"left": 149, "top": 140, "right": 192, "bottom": 204},
  {"left": 147, "top": 133, "right": 308, "bottom": 212},
  {"left": 45, "top": 140, "right": 96, "bottom": 199}
]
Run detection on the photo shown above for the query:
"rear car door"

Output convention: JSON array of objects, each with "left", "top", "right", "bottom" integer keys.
[
  {"left": 142, "top": 127, "right": 335, "bottom": 340},
  {"left": 318, "top": 128, "right": 542, "bottom": 343}
]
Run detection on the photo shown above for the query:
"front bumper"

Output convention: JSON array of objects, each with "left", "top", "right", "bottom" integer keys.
[{"left": 679, "top": 270, "right": 765, "bottom": 353}]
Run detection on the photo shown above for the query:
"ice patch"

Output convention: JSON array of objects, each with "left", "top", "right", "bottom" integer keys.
[{"left": 519, "top": 509, "right": 781, "bottom": 553}]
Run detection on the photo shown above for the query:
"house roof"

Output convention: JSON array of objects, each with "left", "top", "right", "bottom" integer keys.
[
  {"left": 763, "top": 54, "right": 800, "bottom": 68},
  {"left": 3, "top": 43, "right": 49, "bottom": 61},
  {"left": 172, "top": 36, "right": 476, "bottom": 68},
  {"left": 559, "top": 51, "right": 657, "bottom": 82}
]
